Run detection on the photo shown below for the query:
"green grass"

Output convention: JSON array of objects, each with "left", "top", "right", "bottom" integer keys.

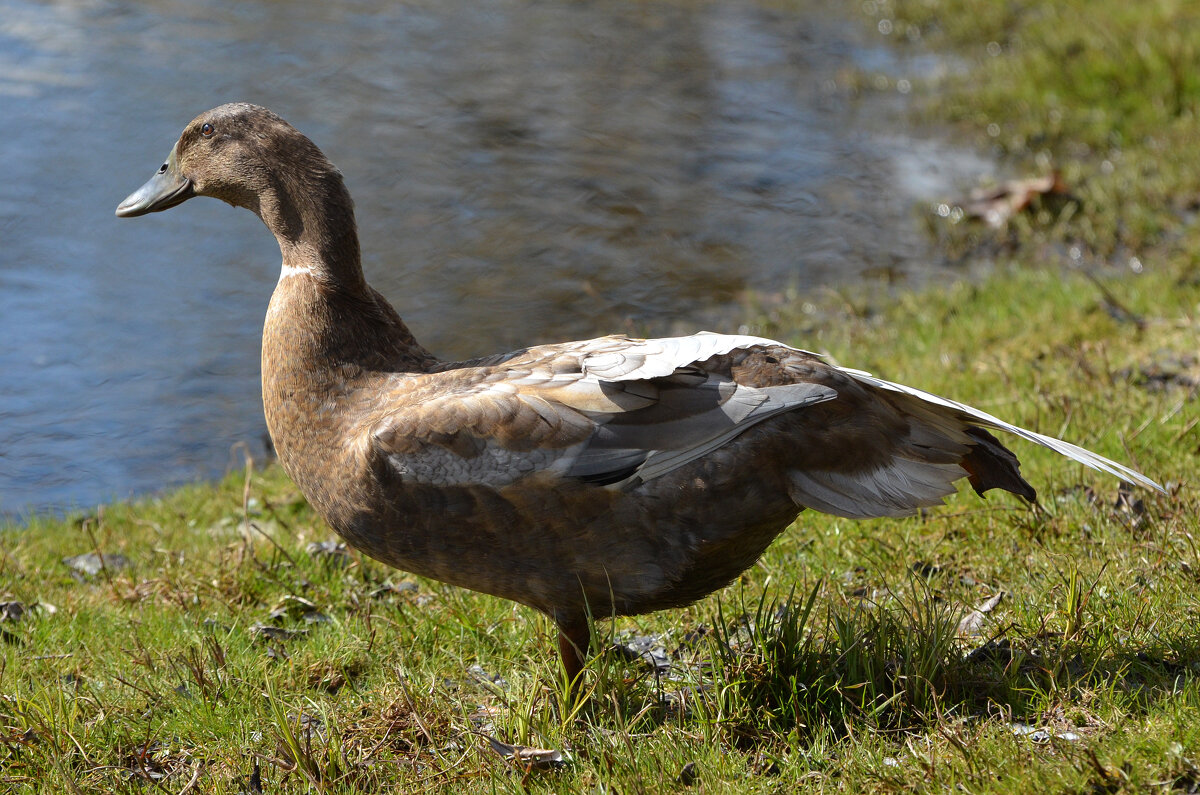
[
  {"left": 1, "top": 263, "right": 1194, "bottom": 793},
  {"left": 3, "top": 1, "right": 1200, "bottom": 791}
]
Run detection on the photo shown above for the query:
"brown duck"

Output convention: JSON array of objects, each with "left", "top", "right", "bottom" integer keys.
[{"left": 117, "top": 103, "right": 1162, "bottom": 684}]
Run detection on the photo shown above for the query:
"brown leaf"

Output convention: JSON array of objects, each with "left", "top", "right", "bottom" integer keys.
[{"left": 964, "top": 172, "right": 1069, "bottom": 228}]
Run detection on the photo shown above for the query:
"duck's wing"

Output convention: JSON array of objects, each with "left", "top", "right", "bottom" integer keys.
[
  {"left": 367, "top": 333, "right": 837, "bottom": 489},
  {"left": 368, "top": 331, "right": 1164, "bottom": 502}
]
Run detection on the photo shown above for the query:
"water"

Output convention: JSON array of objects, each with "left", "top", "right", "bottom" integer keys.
[{"left": 0, "top": 0, "right": 991, "bottom": 517}]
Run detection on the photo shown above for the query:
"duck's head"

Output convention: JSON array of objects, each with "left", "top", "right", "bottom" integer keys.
[{"left": 116, "top": 103, "right": 338, "bottom": 220}]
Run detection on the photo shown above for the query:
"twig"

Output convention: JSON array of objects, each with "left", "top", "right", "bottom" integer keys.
[
  {"left": 247, "top": 521, "right": 302, "bottom": 571},
  {"left": 82, "top": 513, "right": 118, "bottom": 595},
  {"left": 176, "top": 762, "right": 204, "bottom": 795},
  {"left": 1083, "top": 272, "right": 1146, "bottom": 330}
]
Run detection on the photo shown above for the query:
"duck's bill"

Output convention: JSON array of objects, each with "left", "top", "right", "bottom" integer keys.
[{"left": 115, "top": 147, "right": 194, "bottom": 217}]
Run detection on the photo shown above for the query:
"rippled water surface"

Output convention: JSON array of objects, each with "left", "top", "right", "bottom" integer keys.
[{"left": 0, "top": 0, "right": 988, "bottom": 516}]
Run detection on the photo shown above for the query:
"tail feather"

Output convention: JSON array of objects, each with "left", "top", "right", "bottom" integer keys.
[
  {"left": 786, "top": 364, "right": 1162, "bottom": 520},
  {"left": 840, "top": 368, "right": 1166, "bottom": 495}
]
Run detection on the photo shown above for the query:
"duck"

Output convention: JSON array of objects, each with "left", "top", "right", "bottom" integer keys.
[{"left": 117, "top": 103, "right": 1163, "bottom": 685}]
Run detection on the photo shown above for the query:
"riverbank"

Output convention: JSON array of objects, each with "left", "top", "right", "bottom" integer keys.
[{"left": 2, "top": 1, "right": 1198, "bottom": 792}]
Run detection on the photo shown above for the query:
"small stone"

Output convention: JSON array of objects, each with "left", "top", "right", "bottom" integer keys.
[{"left": 63, "top": 552, "right": 129, "bottom": 577}]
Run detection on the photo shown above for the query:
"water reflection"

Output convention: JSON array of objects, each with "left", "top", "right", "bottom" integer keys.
[{"left": 0, "top": 0, "right": 987, "bottom": 516}]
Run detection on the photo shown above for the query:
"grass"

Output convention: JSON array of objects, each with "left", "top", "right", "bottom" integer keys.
[
  {"left": 861, "top": 0, "right": 1200, "bottom": 259},
  {"left": 3, "top": 1, "right": 1200, "bottom": 792},
  {"left": 1, "top": 265, "right": 1194, "bottom": 793}
]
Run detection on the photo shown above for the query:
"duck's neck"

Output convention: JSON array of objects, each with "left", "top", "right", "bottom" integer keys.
[
  {"left": 257, "top": 167, "right": 436, "bottom": 373},
  {"left": 257, "top": 168, "right": 368, "bottom": 294}
]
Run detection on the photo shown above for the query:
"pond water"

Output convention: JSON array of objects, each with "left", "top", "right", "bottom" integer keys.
[{"left": 0, "top": 0, "right": 991, "bottom": 518}]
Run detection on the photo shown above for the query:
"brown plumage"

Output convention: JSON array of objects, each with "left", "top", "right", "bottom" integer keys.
[{"left": 117, "top": 104, "right": 1162, "bottom": 685}]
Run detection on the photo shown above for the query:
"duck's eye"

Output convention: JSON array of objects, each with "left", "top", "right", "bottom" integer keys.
[{"left": 200, "top": 122, "right": 215, "bottom": 138}]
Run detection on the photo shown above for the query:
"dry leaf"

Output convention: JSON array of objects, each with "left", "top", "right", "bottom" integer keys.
[
  {"left": 957, "top": 591, "right": 1004, "bottom": 636},
  {"left": 484, "top": 735, "right": 567, "bottom": 769},
  {"left": 964, "top": 172, "right": 1068, "bottom": 228}
]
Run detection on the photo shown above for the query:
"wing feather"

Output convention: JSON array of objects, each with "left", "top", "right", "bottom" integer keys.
[
  {"left": 368, "top": 334, "right": 836, "bottom": 488},
  {"left": 364, "top": 330, "right": 1162, "bottom": 500}
]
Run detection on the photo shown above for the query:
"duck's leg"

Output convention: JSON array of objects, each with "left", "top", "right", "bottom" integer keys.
[{"left": 557, "top": 619, "right": 590, "bottom": 688}]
